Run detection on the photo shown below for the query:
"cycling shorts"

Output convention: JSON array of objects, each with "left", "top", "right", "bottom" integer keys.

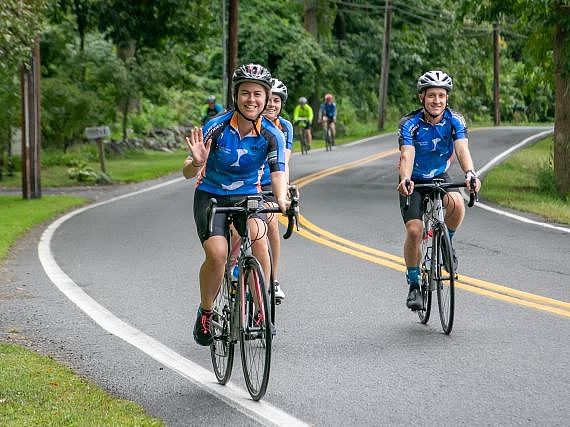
[
  {"left": 399, "top": 172, "right": 460, "bottom": 223},
  {"left": 296, "top": 120, "right": 312, "bottom": 129},
  {"left": 194, "top": 189, "right": 266, "bottom": 244},
  {"left": 261, "top": 184, "right": 276, "bottom": 203}
]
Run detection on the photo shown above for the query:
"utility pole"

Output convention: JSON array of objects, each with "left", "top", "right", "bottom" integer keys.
[
  {"left": 493, "top": 22, "right": 500, "bottom": 126},
  {"left": 20, "top": 37, "right": 42, "bottom": 199},
  {"left": 225, "top": 0, "right": 239, "bottom": 109},
  {"left": 378, "top": 0, "right": 392, "bottom": 130}
]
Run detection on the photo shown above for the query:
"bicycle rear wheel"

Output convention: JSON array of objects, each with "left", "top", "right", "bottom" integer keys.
[
  {"left": 210, "top": 273, "right": 235, "bottom": 384},
  {"left": 434, "top": 227, "right": 455, "bottom": 334},
  {"left": 299, "top": 128, "right": 307, "bottom": 155},
  {"left": 240, "top": 256, "right": 272, "bottom": 401}
]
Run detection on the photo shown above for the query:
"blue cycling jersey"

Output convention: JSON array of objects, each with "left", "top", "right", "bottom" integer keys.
[
  {"left": 398, "top": 108, "right": 468, "bottom": 180},
  {"left": 320, "top": 102, "right": 336, "bottom": 119},
  {"left": 260, "top": 116, "right": 293, "bottom": 186},
  {"left": 196, "top": 111, "right": 286, "bottom": 195}
]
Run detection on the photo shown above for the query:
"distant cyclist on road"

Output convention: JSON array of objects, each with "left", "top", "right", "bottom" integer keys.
[
  {"left": 396, "top": 70, "right": 481, "bottom": 311},
  {"left": 318, "top": 93, "right": 337, "bottom": 143},
  {"left": 262, "top": 78, "right": 294, "bottom": 303},
  {"left": 292, "top": 97, "right": 313, "bottom": 151},
  {"left": 183, "top": 64, "right": 288, "bottom": 346},
  {"left": 200, "top": 95, "right": 224, "bottom": 126}
]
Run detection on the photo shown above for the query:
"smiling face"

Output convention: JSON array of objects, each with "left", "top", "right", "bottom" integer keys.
[
  {"left": 421, "top": 87, "right": 448, "bottom": 117},
  {"left": 236, "top": 82, "right": 268, "bottom": 121},
  {"left": 264, "top": 94, "right": 282, "bottom": 121}
]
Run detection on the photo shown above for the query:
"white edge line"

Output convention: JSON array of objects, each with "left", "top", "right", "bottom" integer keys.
[
  {"left": 474, "top": 128, "right": 569, "bottom": 233},
  {"left": 37, "top": 177, "right": 309, "bottom": 427}
]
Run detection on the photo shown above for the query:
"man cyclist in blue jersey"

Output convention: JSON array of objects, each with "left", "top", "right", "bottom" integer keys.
[
  {"left": 261, "top": 78, "right": 294, "bottom": 303},
  {"left": 318, "top": 93, "right": 337, "bottom": 143},
  {"left": 396, "top": 71, "right": 481, "bottom": 311},
  {"left": 183, "top": 64, "right": 289, "bottom": 346}
]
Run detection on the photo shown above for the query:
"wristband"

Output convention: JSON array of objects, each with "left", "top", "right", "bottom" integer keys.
[{"left": 191, "top": 159, "right": 205, "bottom": 168}]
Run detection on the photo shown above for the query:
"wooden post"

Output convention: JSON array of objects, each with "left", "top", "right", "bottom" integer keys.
[
  {"left": 225, "top": 0, "right": 238, "bottom": 109},
  {"left": 378, "top": 0, "right": 392, "bottom": 131},
  {"left": 493, "top": 23, "right": 500, "bottom": 126},
  {"left": 96, "top": 138, "right": 107, "bottom": 174}
]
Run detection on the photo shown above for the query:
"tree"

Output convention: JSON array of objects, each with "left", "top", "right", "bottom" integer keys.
[{"left": 462, "top": 0, "right": 570, "bottom": 195}]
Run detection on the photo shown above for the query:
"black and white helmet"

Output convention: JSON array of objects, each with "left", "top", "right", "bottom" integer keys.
[
  {"left": 270, "top": 78, "right": 288, "bottom": 103},
  {"left": 232, "top": 63, "right": 272, "bottom": 91},
  {"left": 417, "top": 70, "right": 453, "bottom": 93}
]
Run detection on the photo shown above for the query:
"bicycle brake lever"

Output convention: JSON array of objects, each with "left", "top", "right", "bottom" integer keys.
[
  {"left": 403, "top": 179, "right": 411, "bottom": 211},
  {"left": 207, "top": 198, "right": 218, "bottom": 234}
]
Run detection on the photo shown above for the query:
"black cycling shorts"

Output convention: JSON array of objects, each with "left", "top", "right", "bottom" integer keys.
[
  {"left": 194, "top": 189, "right": 266, "bottom": 244},
  {"left": 399, "top": 172, "right": 459, "bottom": 223}
]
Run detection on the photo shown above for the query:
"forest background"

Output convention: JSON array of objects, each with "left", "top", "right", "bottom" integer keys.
[{"left": 0, "top": 0, "right": 568, "bottom": 193}]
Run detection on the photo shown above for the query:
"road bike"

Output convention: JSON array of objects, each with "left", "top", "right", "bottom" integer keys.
[
  {"left": 296, "top": 118, "right": 310, "bottom": 155},
  {"left": 323, "top": 119, "right": 335, "bottom": 152},
  {"left": 207, "top": 187, "right": 299, "bottom": 400},
  {"left": 405, "top": 178, "right": 477, "bottom": 335}
]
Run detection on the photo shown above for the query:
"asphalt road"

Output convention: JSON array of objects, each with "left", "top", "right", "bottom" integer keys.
[{"left": 1, "top": 126, "right": 569, "bottom": 426}]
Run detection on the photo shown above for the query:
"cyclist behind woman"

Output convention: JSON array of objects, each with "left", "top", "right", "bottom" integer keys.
[
  {"left": 396, "top": 70, "right": 481, "bottom": 311},
  {"left": 261, "top": 78, "right": 294, "bottom": 303},
  {"left": 200, "top": 95, "right": 224, "bottom": 125},
  {"left": 292, "top": 96, "right": 313, "bottom": 151},
  {"left": 318, "top": 93, "right": 337, "bottom": 143},
  {"left": 183, "top": 64, "right": 289, "bottom": 346}
]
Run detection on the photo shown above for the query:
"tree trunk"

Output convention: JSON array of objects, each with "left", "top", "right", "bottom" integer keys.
[
  {"left": 304, "top": 0, "right": 318, "bottom": 38},
  {"left": 553, "top": 5, "right": 570, "bottom": 195}
]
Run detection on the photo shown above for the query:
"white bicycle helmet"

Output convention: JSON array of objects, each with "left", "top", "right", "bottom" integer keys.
[
  {"left": 299, "top": 97, "right": 307, "bottom": 104},
  {"left": 270, "top": 78, "right": 288, "bottom": 103},
  {"left": 417, "top": 70, "right": 453, "bottom": 93}
]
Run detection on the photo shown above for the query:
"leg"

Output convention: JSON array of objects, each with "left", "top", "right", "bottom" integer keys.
[
  {"left": 404, "top": 219, "right": 424, "bottom": 310},
  {"left": 443, "top": 192, "right": 465, "bottom": 232},
  {"left": 199, "top": 236, "right": 229, "bottom": 310}
]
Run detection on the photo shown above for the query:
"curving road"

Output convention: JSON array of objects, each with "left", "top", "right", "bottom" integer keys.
[{"left": 1, "top": 126, "right": 569, "bottom": 426}]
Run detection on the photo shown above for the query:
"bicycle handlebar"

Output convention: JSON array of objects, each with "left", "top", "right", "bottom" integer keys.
[
  {"left": 404, "top": 178, "right": 478, "bottom": 209},
  {"left": 207, "top": 185, "right": 300, "bottom": 240}
]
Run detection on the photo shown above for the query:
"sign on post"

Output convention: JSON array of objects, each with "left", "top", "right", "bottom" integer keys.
[{"left": 84, "top": 126, "right": 110, "bottom": 174}]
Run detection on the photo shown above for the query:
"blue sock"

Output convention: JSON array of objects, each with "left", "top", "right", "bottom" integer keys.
[
  {"left": 448, "top": 228, "right": 456, "bottom": 241},
  {"left": 406, "top": 267, "right": 420, "bottom": 289}
]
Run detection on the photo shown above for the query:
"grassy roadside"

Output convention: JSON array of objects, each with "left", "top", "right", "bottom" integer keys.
[
  {"left": 0, "top": 129, "right": 566, "bottom": 423},
  {"left": 482, "top": 136, "right": 570, "bottom": 225}
]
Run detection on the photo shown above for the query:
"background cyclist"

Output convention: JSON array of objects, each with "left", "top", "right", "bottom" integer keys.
[
  {"left": 292, "top": 96, "right": 313, "bottom": 151},
  {"left": 318, "top": 93, "right": 337, "bottom": 143},
  {"left": 396, "top": 70, "right": 481, "bottom": 311},
  {"left": 261, "top": 78, "right": 294, "bottom": 303},
  {"left": 200, "top": 95, "right": 224, "bottom": 125},
  {"left": 183, "top": 64, "right": 288, "bottom": 346}
]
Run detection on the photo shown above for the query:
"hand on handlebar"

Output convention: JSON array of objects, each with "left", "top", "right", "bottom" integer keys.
[{"left": 398, "top": 178, "right": 414, "bottom": 196}]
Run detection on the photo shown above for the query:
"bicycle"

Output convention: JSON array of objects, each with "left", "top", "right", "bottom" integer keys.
[
  {"left": 323, "top": 119, "right": 335, "bottom": 152},
  {"left": 207, "top": 187, "right": 300, "bottom": 400},
  {"left": 296, "top": 118, "right": 310, "bottom": 155},
  {"left": 405, "top": 177, "right": 477, "bottom": 335}
]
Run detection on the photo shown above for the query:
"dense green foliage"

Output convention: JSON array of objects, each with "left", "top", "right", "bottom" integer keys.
[{"left": 0, "top": 0, "right": 562, "bottom": 155}]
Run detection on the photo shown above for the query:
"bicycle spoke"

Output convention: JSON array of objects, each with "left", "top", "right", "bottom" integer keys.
[{"left": 210, "top": 273, "right": 235, "bottom": 384}]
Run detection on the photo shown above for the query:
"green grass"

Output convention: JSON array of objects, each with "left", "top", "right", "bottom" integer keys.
[
  {"left": 0, "top": 148, "right": 187, "bottom": 188},
  {"left": 482, "top": 136, "right": 570, "bottom": 224},
  {"left": 0, "top": 343, "right": 163, "bottom": 426},
  {"left": 0, "top": 195, "right": 87, "bottom": 260}
]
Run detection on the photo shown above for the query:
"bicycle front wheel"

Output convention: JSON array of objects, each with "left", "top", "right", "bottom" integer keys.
[
  {"left": 210, "top": 273, "right": 235, "bottom": 384},
  {"left": 240, "top": 256, "right": 272, "bottom": 401},
  {"left": 434, "top": 227, "right": 455, "bottom": 334}
]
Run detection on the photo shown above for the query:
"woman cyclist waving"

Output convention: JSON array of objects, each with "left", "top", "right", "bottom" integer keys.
[{"left": 183, "top": 64, "right": 289, "bottom": 346}]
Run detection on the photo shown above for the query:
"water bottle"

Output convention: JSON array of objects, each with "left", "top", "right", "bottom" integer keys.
[{"left": 231, "top": 264, "right": 239, "bottom": 282}]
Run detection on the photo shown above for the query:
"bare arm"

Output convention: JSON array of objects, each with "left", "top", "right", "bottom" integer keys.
[
  {"left": 397, "top": 145, "right": 415, "bottom": 195},
  {"left": 454, "top": 138, "right": 481, "bottom": 192},
  {"left": 182, "top": 127, "right": 211, "bottom": 179}
]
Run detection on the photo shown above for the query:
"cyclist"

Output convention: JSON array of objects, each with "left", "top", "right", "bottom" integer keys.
[
  {"left": 261, "top": 78, "right": 294, "bottom": 302},
  {"left": 396, "top": 70, "right": 481, "bottom": 311},
  {"left": 292, "top": 97, "right": 313, "bottom": 151},
  {"left": 318, "top": 93, "right": 337, "bottom": 143},
  {"left": 183, "top": 64, "right": 289, "bottom": 346},
  {"left": 200, "top": 95, "right": 224, "bottom": 126}
]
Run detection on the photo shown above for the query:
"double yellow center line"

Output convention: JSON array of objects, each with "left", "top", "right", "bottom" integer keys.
[{"left": 284, "top": 149, "right": 570, "bottom": 318}]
